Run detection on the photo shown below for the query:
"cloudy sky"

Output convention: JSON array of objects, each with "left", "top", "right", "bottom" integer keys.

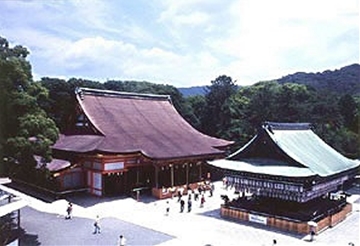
[{"left": 0, "top": 0, "right": 358, "bottom": 87}]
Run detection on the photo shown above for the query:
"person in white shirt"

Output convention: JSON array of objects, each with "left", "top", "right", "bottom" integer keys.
[
  {"left": 93, "top": 215, "right": 101, "bottom": 234},
  {"left": 118, "top": 235, "right": 126, "bottom": 246}
]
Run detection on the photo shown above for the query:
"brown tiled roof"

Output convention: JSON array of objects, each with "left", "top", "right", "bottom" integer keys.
[
  {"left": 53, "top": 88, "right": 233, "bottom": 160},
  {"left": 34, "top": 155, "right": 71, "bottom": 172}
]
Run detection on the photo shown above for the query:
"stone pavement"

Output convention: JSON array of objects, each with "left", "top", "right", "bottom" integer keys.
[{"left": 2, "top": 181, "right": 360, "bottom": 246}]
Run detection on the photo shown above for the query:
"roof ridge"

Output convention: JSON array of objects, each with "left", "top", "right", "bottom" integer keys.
[
  {"left": 76, "top": 87, "right": 172, "bottom": 101},
  {"left": 263, "top": 121, "right": 312, "bottom": 131}
]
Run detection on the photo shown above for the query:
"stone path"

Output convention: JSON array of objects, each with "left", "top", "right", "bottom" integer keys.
[{"left": 2, "top": 181, "right": 359, "bottom": 246}]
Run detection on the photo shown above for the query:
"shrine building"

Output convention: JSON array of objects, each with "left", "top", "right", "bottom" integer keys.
[
  {"left": 51, "top": 87, "right": 233, "bottom": 198},
  {"left": 208, "top": 122, "right": 359, "bottom": 234}
]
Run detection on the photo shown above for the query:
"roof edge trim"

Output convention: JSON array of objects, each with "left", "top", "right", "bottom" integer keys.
[
  {"left": 76, "top": 87, "right": 172, "bottom": 102},
  {"left": 263, "top": 122, "right": 312, "bottom": 131},
  {"left": 227, "top": 135, "right": 257, "bottom": 160}
]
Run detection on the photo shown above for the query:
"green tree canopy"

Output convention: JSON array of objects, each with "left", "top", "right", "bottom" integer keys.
[
  {"left": 201, "top": 75, "right": 237, "bottom": 137},
  {"left": 0, "top": 36, "right": 59, "bottom": 176}
]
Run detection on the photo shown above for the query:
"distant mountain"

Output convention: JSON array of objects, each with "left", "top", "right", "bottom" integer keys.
[
  {"left": 276, "top": 64, "right": 360, "bottom": 95},
  {"left": 178, "top": 86, "right": 207, "bottom": 97},
  {"left": 178, "top": 64, "right": 360, "bottom": 97}
]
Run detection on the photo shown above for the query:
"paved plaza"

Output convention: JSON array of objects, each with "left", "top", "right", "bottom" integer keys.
[{"left": 3, "top": 181, "right": 360, "bottom": 246}]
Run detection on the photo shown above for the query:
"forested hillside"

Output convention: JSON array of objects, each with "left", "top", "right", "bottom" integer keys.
[
  {"left": 179, "top": 64, "right": 360, "bottom": 97},
  {"left": 276, "top": 64, "right": 360, "bottom": 95}
]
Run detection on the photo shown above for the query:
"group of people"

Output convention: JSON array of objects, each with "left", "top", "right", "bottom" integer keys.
[{"left": 165, "top": 182, "right": 215, "bottom": 215}]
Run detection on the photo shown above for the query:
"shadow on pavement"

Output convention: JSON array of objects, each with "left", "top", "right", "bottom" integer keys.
[
  {"left": 5, "top": 181, "right": 57, "bottom": 203},
  {"left": 346, "top": 184, "right": 360, "bottom": 196},
  {"left": 65, "top": 192, "right": 158, "bottom": 208},
  {"left": 19, "top": 228, "right": 41, "bottom": 246},
  {"left": 197, "top": 208, "right": 222, "bottom": 219}
]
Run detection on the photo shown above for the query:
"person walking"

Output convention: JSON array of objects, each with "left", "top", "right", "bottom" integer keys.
[
  {"left": 65, "top": 202, "right": 73, "bottom": 219},
  {"left": 180, "top": 199, "right": 185, "bottom": 213},
  {"left": 93, "top": 215, "right": 101, "bottom": 234},
  {"left": 165, "top": 201, "right": 170, "bottom": 216},
  {"left": 187, "top": 198, "right": 192, "bottom": 212},
  {"left": 177, "top": 189, "right": 182, "bottom": 202},
  {"left": 118, "top": 235, "right": 126, "bottom": 246},
  {"left": 200, "top": 194, "right": 205, "bottom": 208},
  {"left": 194, "top": 189, "right": 199, "bottom": 201},
  {"left": 209, "top": 183, "right": 215, "bottom": 197},
  {"left": 310, "top": 229, "right": 316, "bottom": 242}
]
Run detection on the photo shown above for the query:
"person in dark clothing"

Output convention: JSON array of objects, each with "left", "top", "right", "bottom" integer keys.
[
  {"left": 165, "top": 201, "right": 170, "bottom": 216},
  {"left": 65, "top": 202, "right": 72, "bottom": 219},
  {"left": 200, "top": 194, "right": 205, "bottom": 207},
  {"left": 177, "top": 190, "right": 182, "bottom": 202},
  {"left": 209, "top": 183, "right": 214, "bottom": 197},
  {"left": 194, "top": 189, "right": 199, "bottom": 201},
  {"left": 187, "top": 198, "right": 192, "bottom": 212},
  {"left": 198, "top": 186, "right": 203, "bottom": 196},
  {"left": 180, "top": 199, "right": 185, "bottom": 212},
  {"left": 310, "top": 230, "right": 316, "bottom": 241}
]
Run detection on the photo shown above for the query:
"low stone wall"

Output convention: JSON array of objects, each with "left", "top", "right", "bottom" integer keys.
[{"left": 220, "top": 203, "right": 352, "bottom": 234}]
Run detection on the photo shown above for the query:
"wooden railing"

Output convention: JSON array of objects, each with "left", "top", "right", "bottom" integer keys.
[{"left": 220, "top": 203, "right": 352, "bottom": 234}]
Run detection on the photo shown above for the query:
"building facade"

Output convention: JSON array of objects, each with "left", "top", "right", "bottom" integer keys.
[{"left": 208, "top": 122, "right": 359, "bottom": 233}]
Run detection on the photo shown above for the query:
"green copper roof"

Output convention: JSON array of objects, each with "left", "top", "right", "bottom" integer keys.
[
  {"left": 265, "top": 124, "right": 359, "bottom": 176},
  {"left": 209, "top": 122, "right": 359, "bottom": 178},
  {"left": 209, "top": 158, "right": 315, "bottom": 177}
]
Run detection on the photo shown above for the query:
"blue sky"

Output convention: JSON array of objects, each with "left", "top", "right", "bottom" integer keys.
[{"left": 0, "top": 0, "right": 358, "bottom": 87}]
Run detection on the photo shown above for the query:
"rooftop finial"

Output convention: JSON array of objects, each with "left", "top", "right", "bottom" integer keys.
[{"left": 75, "top": 87, "right": 84, "bottom": 100}]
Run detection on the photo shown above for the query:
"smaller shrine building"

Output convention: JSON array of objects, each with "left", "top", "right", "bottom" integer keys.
[{"left": 208, "top": 122, "right": 359, "bottom": 234}]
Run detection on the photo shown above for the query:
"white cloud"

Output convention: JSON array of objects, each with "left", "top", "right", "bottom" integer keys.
[
  {"left": 0, "top": 0, "right": 358, "bottom": 87},
  {"left": 207, "top": 0, "right": 360, "bottom": 84}
]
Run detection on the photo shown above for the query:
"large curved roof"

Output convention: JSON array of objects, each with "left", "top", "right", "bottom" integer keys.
[
  {"left": 53, "top": 88, "right": 233, "bottom": 160},
  {"left": 209, "top": 122, "right": 359, "bottom": 178},
  {"left": 263, "top": 122, "right": 358, "bottom": 176}
]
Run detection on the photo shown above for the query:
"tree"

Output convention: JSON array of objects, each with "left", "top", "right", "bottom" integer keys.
[
  {"left": 0, "top": 36, "right": 59, "bottom": 178},
  {"left": 41, "top": 77, "right": 104, "bottom": 131},
  {"left": 338, "top": 94, "right": 358, "bottom": 132},
  {"left": 201, "top": 75, "right": 237, "bottom": 137},
  {"left": 187, "top": 95, "right": 206, "bottom": 130},
  {"left": 210, "top": 80, "right": 359, "bottom": 157}
]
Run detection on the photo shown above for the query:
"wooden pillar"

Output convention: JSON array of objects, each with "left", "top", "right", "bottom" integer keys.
[
  {"left": 124, "top": 170, "right": 128, "bottom": 192},
  {"left": 154, "top": 165, "right": 159, "bottom": 188},
  {"left": 198, "top": 162, "right": 202, "bottom": 180},
  {"left": 136, "top": 167, "right": 140, "bottom": 184},
  {"left": 170, "top": 164, "right": 174, "bottom": 187},
  {"left": 17, "top": 209, "right": 20, "bottom": 229},
  {"left": 186, "top": 163, "right": 189, "bottom": 185}
]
